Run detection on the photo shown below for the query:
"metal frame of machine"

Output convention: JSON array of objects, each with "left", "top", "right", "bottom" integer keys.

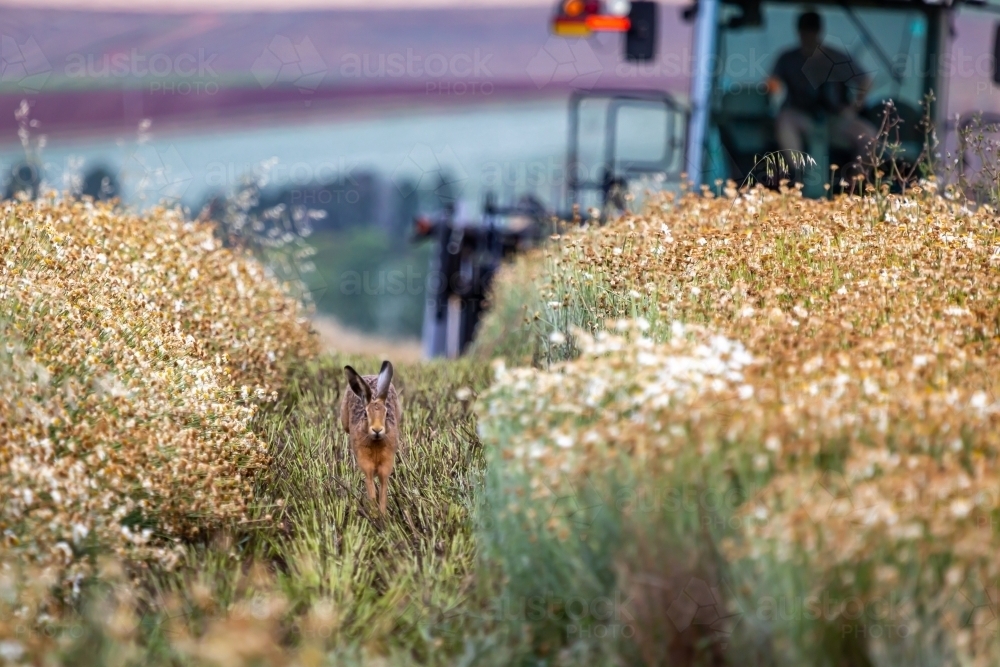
[{"left": 419, "top": 0, "right": 1000, "bottom": 358}]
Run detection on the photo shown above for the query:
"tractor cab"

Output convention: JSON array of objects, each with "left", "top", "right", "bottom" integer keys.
[
  {"left": 552, "top": 0, "right": 1000, "bottom": 194},
  {"left": 548, "top": 0, "right": 1000, "bottom": 196},
  {"left": 692, "top": 0, "right": 951, "bottom": 196}
]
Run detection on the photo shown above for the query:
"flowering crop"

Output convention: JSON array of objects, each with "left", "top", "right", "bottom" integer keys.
[
  {"left": 483, "top": 321, "right": 755, "bottom": 490},
  {"left": 0, "top": 197, "right": 315, "bottom": 588},
  {"left": 477, "top": 184, "right": 1000, "bottom": 664}
]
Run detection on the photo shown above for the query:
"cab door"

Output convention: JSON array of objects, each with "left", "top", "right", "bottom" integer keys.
[
  {"left": 565, "top": 89, "right": 688, "bottom": 218},
  {"left": 945, "top": 0, "right": 1000, "bottom": 202}
]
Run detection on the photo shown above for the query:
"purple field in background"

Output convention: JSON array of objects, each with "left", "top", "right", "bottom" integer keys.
[
  {"left": 1, "top": 4, "right": 997, "bottom": 145},
  {"left": 0, "top": 5, "right": 694, "bottom": 140}
]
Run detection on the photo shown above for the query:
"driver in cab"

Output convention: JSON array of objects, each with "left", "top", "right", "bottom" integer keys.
[{"left": 767, "top": 10, "right": 876, "bottom": 178}]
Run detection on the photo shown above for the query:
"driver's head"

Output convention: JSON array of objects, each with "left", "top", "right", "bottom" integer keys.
[{"left": 797, "top": 11, "right": 822, "bottom": 53}]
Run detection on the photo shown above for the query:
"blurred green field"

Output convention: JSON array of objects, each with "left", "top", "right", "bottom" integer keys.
[{"left": 307, "top": 228, "right": 431, "bottom": 341}]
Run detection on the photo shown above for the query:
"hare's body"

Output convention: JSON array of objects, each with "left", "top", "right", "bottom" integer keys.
[{"left": 341, "top": 362, "right": 401, "bottom": 514}]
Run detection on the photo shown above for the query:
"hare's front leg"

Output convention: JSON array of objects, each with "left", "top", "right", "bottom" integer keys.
[
  {"left": 377, "top": 471, "right": 390, "bottom": 514},
  {"left": 364, "top": 470, "right": 377, "bottom": 503},
  {"left": 356, "top": 448, "right": 377, "bottom": 504}
]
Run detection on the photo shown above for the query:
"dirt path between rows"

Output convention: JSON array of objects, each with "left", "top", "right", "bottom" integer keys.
[{"left": 310, "top": 315, "right": 423, "bottom": 363}]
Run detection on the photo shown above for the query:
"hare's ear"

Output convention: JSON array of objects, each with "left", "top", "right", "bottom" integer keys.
[
  {"left": 375, "top": 360, "right": 393, "bottom": 401},
  {"left": 344, "top": 365, "right": 372, "bottom": 403}
]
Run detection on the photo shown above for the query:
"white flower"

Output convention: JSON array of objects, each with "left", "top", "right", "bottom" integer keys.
[
  {"left": 803, "top": 356, "right": 824, "bottom": 374},
  {"left": 950, "top": 499, "right": 972, "bottom": 519},
  {"left": 0, "top": 641, "right": 24, "bottom": 661},
  {"left": 72, "top": 523, "right": 89, "bottom": 544}
]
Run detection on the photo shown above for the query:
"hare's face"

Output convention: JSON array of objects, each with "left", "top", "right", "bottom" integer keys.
[
  {"left": 365, "top": 399, "right": 388, "bottom": 440},
  {"left": 344, "top": 362, "right": 394, "bottom": 442}
]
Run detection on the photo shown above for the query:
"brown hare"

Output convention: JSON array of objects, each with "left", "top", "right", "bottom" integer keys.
[{"left": 341, "top": 361, "right": 401, "bottom": 514}]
